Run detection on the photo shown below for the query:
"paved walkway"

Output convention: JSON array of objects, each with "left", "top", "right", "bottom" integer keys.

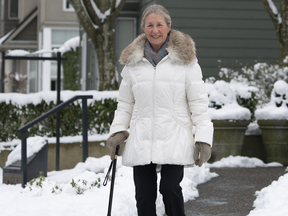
[{"left": 184, "top": 167, "right": 287, "bottom": 216}]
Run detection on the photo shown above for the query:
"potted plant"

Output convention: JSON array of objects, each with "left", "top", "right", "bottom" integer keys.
[
  {"left": 206, "top": 80, "right": 255, "bottom": 162},
  {"left": 255, "top": 80, "right": 288, "bottom": 165}
]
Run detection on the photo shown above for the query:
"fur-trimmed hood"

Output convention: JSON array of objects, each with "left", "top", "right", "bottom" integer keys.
[{"left": 119, "top": 29, "right": 196, "bottom": 65}]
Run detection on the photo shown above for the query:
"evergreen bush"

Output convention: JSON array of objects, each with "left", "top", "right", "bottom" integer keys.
[
  {"left": 62, "top": 47, "right": 80, "bottom": 90},
  {"left": 0, "top": 98, "right": 117, "bottom": 142}
]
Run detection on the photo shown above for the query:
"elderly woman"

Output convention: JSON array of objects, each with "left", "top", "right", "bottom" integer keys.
[{"left": 107, "top": 4, "right": 213, "bottom": 216}]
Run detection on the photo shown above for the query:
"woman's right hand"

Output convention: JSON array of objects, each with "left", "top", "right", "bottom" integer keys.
[{"left": 107, "top": 131, "right": 129, "bottom": 160}]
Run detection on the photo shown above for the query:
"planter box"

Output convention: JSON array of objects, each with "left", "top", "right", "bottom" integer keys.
[
  {"left": 210, "top": 120, "right": 250, "bottom": 162},
  {"left": 258, "top": 120, "right": 288, "bottom": 165}
]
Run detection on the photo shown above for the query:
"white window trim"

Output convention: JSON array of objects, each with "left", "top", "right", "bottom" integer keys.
[
  {"left": 42, "top": 28, "right": 51, "bottom": 91},
  {"left": 8, "top": 0, "right": 19, "bottom": 20},
  {"left": 63, "top": 0, "right": 74, "bottom": 12}
]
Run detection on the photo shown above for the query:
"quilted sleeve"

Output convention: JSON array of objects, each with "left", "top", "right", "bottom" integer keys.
[
  {"left": 185, "top": 62, "right": 214, "bottom": 146},
  {"left": 109, "top": 66, "right": 135, "bottom": 135}
]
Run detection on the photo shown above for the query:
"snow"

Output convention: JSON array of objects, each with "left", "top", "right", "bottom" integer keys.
[
  {"left": 208, "top": 104, "right": 251, "bottom": 120},
  {"left": 245, "top": 121, "right": 262, "bottom": 136},
  {"left": 206, "top": 80, "right": 252, "bottom": 120},
  {"left": 6, "top": 49, "right": 30, "bottom": 56},
  {"left": 206, "top": 156, "right": 288, "bottom": 216},
  {"left": 248, "top": 173, "right": 288, "bottom": 216},
  {"left": 5, "top": 36, "right": 80, "bottom": 56},
  {"left": 267, "top": 0, "right": 282, "bottom": 24},
  {"left": 80, "top": 0, "right": 99, "bottom": 29},
  {"left": 255, "top": 80, "right": 288, "bottom": 120},
  {"left": 0, "top": 154, "right": 217, "bottom": 216},
  {"left": 206, "top": 155, "right": 283, "bottom": 168},
  {"left": 116, "top": 0, "right": 121, "bottom": 8},
  {"left": 256, "top": 105, "right": 288, "bottom": 120},
  {"left": 5, "top": 137, "right": 47, "bottom": 166},
  {"left": 0, "top": 90, "right": 118, "bottom": 106},
  {"left": 0, "top": 134, "right": 110, "bottom": 154},
  {"left": 90, "top": 0, "right": 111, "bottom": 22},
  {"left": 0, "top": 152, "right": 287, "bottom": 215},
  {"left": 0, "top": 27, "right": 16, "bottom": 45},
  {"left": 55, "top": 36, "right": 80, "bottom": 54}
]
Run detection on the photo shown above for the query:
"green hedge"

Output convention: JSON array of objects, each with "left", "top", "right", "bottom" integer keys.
[{"left": 0, "top": 98, "right": 117, "bottom": 142}]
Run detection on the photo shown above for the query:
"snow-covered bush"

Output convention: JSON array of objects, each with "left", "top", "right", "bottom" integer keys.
[
  {"left": 217, "top": 62, "right": 288, "bottom": 106},
  {"left": 0, "top": 91, "right": 118, "bottom": 142},
  {"left": 205, "top": 80, "right": 253, "bottom": 121},
  {"left": 255, "top": 80, "right": 288, "bottom": 120}
]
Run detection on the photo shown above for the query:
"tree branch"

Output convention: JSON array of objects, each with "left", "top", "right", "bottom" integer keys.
[
  {"left": 68, "top": 0, "right": 101, "bottom": 43},
  {"left": 110, "top": 0, "right": 116, "bottom": 14},
  {"left": 111, "top": 0, "right": 126, "bottom": 20},
  {"left": 280, "top": 0, "right": 288, "bottom": 44},
  {"left": 84, "top": 0, "right": 103, "bottom": 30},
  {"left": 262, "top": 0, "right": 281, "bottom": 34}
]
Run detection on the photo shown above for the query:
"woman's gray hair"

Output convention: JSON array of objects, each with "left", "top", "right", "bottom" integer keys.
[{"left": 141, "top": 4, "right": 172, "bottom": 28}]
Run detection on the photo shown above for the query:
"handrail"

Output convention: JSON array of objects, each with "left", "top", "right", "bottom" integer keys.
[
  {"left": 18, "top": 95, "right": 93, "bottom": 188},
  {"left": 18, "top": 95, "right": 92, "bottom": 132}
]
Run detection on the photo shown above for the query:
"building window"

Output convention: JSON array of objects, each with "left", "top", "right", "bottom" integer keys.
[
  {"left": 9, "top": 0, "right": 19, "bottom": 19},
  {"left": 63, "top": 0, "right": 74, "bottom": 11}
]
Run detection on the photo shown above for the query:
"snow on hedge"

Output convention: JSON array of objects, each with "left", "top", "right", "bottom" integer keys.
[{"left": 0, "top": 90, "right": 118, "bottom": 106}]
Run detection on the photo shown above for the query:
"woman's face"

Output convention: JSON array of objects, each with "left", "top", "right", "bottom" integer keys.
[{"left": 142, "top": 13, "right": 171, "bottom": 52}]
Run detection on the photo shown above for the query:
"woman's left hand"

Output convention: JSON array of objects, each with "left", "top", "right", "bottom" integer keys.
[{"left": 193, "top": 142, "right": 211, "bottom": 167}]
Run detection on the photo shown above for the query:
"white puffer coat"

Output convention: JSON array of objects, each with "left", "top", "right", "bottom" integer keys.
[{"left": 110, "top": 29, "right": 213, "bottom": 167}]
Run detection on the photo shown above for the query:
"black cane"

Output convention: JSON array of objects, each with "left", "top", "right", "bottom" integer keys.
[{"left": 104, "top": 145, "right": 120, "bottom": 216}]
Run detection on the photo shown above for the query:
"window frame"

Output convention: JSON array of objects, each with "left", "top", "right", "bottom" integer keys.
[
  {"left": 8, "top": 0, "right": 19, "bottom": 20},
  {"left": 63, "top": 0, "right": 74, "bottom": 12}
]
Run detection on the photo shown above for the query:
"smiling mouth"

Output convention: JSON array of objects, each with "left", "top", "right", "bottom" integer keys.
[{"left": 151, "top": 35, "right": 161, "bottom": 39}]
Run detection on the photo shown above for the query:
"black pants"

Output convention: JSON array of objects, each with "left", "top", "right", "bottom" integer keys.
[{"left": 133, "top": 163, "right": 186, "bottom": 216}]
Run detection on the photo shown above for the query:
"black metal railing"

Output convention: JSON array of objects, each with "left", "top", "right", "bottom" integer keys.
[{"left": 17, "top": 95, "right": 93, "bottom": 188}]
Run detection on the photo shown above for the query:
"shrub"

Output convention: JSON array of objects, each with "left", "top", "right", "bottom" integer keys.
[
  {"left": 216, "top": 62, "right": 288, "bottom": 106},
  {"left": 0, "top": 97, "right": 117, "bottom": 142}
]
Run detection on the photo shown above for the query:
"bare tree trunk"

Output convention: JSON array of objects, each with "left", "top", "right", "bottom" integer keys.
[
  {"left": 263, "top": 0, "right": 288, "bottom": 61},
  {"left": 94, "top": 23, "right": 118, "bottom": 90},
  {"left": 68, "top": 0, "right": 126, "bottom": 90}
]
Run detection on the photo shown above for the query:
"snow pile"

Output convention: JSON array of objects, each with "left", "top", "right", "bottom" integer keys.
[
  {"left": 206, "top": 156, "right": 283, "bottom": 168},
  {"left": 0, "top": 156, "right": 217, "bottom": 216},
  {"left": 248, "top": 173, "right": 288, "bottom": 216},
  {"left": 255, "top": 80, "right": 288, "bottom": 120},
  {"left": 0, "top": 90, "right": 118, "bottom": 106},
  {"left": 206, "top": 80, "right": 252, "bottom": 120},
  {"left": 0, "top": 153, "right": 287, "bottom": 216},
  {"left": 245, "top": 121, "right": 262, "bottom": 136},
  {"left": 6, "top": 49, "right": 30, "bottom": 56},
  {"left": 5, "top": 137, "right": 47, "bottom": 166},
  {"left": 56, "top": 36, "right": 80, "bottom": 54}
]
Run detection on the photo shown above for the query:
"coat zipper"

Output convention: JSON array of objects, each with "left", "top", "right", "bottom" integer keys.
[
  {"left": 152, "top": 66, "right": 156, "bottom": 155},
  {"left": 142, "top": 57, "right": 168, "bottom": 160}
]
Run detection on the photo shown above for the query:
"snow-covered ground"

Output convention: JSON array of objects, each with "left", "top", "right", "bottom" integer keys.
[
  {"left": 0, "top": 153, "right": 287, "bottom": 216},
  {"left": 0, "top": 155, "right": 216, "bottom": 216}
]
